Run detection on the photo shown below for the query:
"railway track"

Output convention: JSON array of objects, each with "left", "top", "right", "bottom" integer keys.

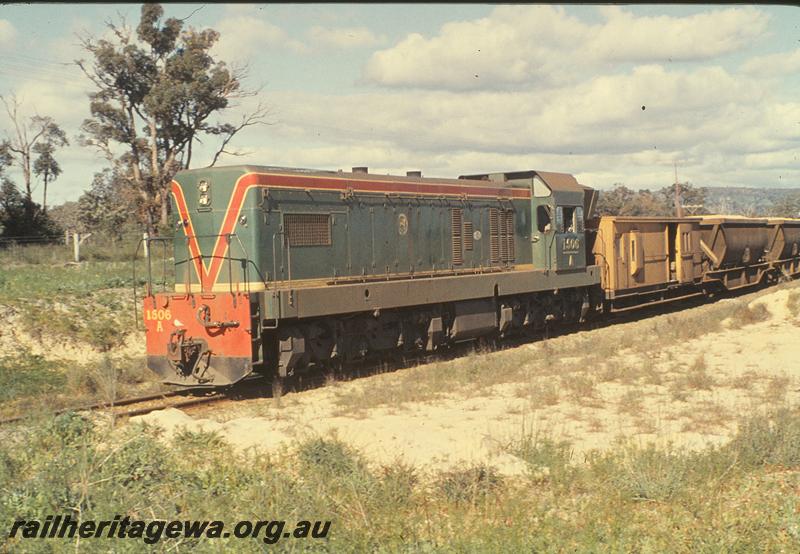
[{"left": 0, "top": 377, "right": 265, "bottom": 425}]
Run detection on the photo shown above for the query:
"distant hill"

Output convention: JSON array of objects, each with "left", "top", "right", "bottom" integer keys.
[
  {"left": 595, "top": 184, "right": 800, "bottom": 218},
  {"left": 702, "top": 187, "right": 800, "bottom": 217}
]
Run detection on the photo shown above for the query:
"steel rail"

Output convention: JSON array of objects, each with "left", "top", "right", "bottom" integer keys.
[{"left": 0, "top": 376, "right": 264, "bottom": 425}]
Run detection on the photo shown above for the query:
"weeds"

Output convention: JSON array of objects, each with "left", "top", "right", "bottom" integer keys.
[
  {"left": 0, "top": 350, "right": 65, "bottom": 402},
  {"left": 787, "top": 291, "right": 800, "bottom": 318},
  {"left": 509, "top": 430, "right": 574, "bottom": 484},
  {"left": 438, "top": 465, "right": 504, "bottom": 505},
  {"left": 725, "top": 408, "right": 800, "bottom": 468},
  {"left": 609, "top": 445, "right": 691, "bottom": 501},
  {"left": 762, "top": 375, "right": 791, "bottom": 404},
  {"left": 729, "top": 302, "right": 771, "bottom": 328},
  {"left": 561, "top": 373, "right": 596, "bottom": 403},
  {"left": 685, "top": 355, "right": 715, "bottom": 390},
  {"left": 618, "top": 389, "right": 644, "bottom": 417},
  {"left": 524, "top": 381, "right": 560, "bottom": 407}
]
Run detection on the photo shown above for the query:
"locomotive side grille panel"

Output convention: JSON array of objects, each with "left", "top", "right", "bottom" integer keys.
[
  {"left": 490, "top": 208, "right": 515, "bottom": 264},
  {"left": 451, "top": 208, "right": 463, "bottom": 265},
  {"left": 464, "top": 221, "right": 474, "bottom": 252},
  {"left": 285, "top": 213, "right": 332, "bottom": 247},
  {"left": 499, "top": 210, "right": 509, "bottom": 262},
  {"left": 490, "top": 208, "right": 500, "bottom": 263},
  {"left": 505, "top": 210, "right": 515, "bottom": 262}
]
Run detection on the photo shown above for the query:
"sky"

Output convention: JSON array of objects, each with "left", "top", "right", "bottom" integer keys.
[{"left": 0, "top": 3, "right": 799, "bottom": 206}]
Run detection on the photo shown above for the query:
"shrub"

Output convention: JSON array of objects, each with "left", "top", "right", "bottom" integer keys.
[
  {"left": 729, "top": 302, "right": 771, "bottom": 327},
  {"left": 0, "top": 351, "right": 65, "bottom": 402},
  {"left": 437, "top": 464, "right": 503, "bottom": 505},
  {"left": 724, "top": 408, "right": 800, "bottom": 469}
]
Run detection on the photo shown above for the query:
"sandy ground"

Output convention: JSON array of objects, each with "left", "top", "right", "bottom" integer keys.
[{"left": 132, "top": 285, "right": 800, "bottom": 476}]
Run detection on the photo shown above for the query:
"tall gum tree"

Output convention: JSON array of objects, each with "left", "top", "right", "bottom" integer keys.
[
  {"left": 77, "top": 4, "right": 267, "bottom": 234},
  {"left": 0, "top": 94, "right": 68, "bottom": 217}
]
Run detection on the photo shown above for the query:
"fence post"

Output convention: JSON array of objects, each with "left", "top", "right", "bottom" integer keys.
[
  {"left": 65, "top": 230, "right": 70, "bottom": 246},
  {"left": 143, "top": 232, "right": 150, "bottom": 260},
  {"left": 73, "top": 232, "right": 80, "bottom": 263}
]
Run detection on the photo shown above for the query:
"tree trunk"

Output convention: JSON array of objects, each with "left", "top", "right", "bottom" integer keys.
[
  {"left": 145, "top": 205, "right": 156, "bottom": 237},
  {"left": 22, "top": 151, "right": 32, "bottom": 202},
  {"left": 42, "top": 171, "right": 49, "bottom": 213},
  {"left": 159, "top": 187, "right": 170, "bottom": 229}
]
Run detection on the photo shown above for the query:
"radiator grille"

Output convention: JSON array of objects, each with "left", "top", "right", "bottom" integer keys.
[
  {"left": 451, "top": 208, "right": 463, "bottom": 265},
  {"left": 490, "top": 209, "right": 500, "bottom": 263},
  {"left": 285, "top": 213, "right": 331, "bottom": 247},
  {"left": 464, "top": 221, "right": 474, "bottom": 251},
  {"left": 490, "top": 208, "right": 515, "bottom": 264},
  {"left": 505, "top": 210, "right": 515, "bottom": 261}
]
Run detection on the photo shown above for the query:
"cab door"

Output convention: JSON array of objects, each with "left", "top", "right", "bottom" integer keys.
[{"left": 531, "top": 202, "right": 555, "bottom": 270}]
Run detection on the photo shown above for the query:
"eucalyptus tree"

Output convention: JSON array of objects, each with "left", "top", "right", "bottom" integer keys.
[
  {"left": 32, "top": 127, "right": 69, "bottom": 213},
  {"left": 0, "top": 94, "right": 68, "bottom": 215},
  {"left": 77, "top": 3, "right": 267, "bottom": 234}
]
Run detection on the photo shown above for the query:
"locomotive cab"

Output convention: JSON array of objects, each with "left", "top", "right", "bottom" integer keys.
[{"left": 529, "top": 172, "right": 594, "bottom": 272}]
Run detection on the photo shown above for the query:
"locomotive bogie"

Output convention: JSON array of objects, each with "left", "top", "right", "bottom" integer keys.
[{"left": 261, "top": 285, "right": 595, "bottom": 378}]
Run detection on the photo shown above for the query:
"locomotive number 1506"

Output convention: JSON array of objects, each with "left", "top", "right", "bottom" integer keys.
[{"left": 145, "top": 309, "right": 172, "bottom": 321}]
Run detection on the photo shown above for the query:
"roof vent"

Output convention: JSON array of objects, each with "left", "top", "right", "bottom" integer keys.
[
  {"left": 406, "top": 171, "right": 422, "bottom": 178},
  {"left": 352, "top": 166, "right": 368, "bottom": 174}
]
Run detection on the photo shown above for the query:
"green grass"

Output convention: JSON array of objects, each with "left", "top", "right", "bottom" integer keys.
[
  {"left": 0, "top": 234, "right": 169, "bottom": 265},
  {"left": 0, "top": 353, "right": 161, "bottom": 419},
  {"left": 1, "top": 409, "right": 798, "bottom": 552},
  {"left": 0, "top": 262, "right": 142, "bottom": 301},
  {"left": 0, "top": 351, "right": 65, "bottom": 402},
  {"left": 0, "top": 237, "right": 175, "bottom": 301}
]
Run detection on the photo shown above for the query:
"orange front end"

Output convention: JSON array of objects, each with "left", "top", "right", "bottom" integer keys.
[{"left": 143, "top": 292, "right": 255, "bottom": 386}]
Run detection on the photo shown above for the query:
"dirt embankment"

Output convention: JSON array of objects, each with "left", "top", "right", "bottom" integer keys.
[{"left": 0, "top": 292, "right": 145, "bottom": 364}]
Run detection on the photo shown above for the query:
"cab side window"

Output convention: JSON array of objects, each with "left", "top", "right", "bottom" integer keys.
[
  {"left": 556, "top": 206, "right": 577, "bottom": 233},
  {"left": 537, "top": 205, "right": 552, "bottom": 232},
  {"left": 556, "top": 206, "right": 581, "bottom": 233}
]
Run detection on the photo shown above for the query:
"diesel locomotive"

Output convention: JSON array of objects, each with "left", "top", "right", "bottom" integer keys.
[{"left": 140, "top": 165, "right": 800, "bottom": 387}]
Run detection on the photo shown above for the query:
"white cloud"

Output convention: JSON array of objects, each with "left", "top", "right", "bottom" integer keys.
[
  {"left": 741, "top": 48, "right": 800, "bottom": 76},
  {"left": 744, "top": 149, "right": 800, "bottom": 170},
  {"left": 592, "top": 6, "right": 769, "bottom": 62},
  {"left": 263, "top": 65, "right": 767, "bottom": 158},
  {"left": 0, "top": 19, "right": 17, "bottom": 49},
  {"left": 364, "top": 6, "right": 771, "bottom": 90},
  {"left": 203, "top": 53, "right": 798, "bottom": 191},
  {"left": 307, "top": 26, "right": 385, "bottom": 49},
  {"left": 212, "top": 16, "right": 307, "bottom": 64}
]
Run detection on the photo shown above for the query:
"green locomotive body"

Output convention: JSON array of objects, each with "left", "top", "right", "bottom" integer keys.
[{"left": 144, "top": 165, "right": 602, "bottom": 386}]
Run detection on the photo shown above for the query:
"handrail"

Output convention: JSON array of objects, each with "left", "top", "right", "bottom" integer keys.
[
  {"left": 134, "top": 232, "right": 269, "bottom": 323},
  {"left": 132, "top": 236, "right": 173, "bottom": 331},
  {"left": 169, "top": 232, "right": 266, "bottom": 294}
]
